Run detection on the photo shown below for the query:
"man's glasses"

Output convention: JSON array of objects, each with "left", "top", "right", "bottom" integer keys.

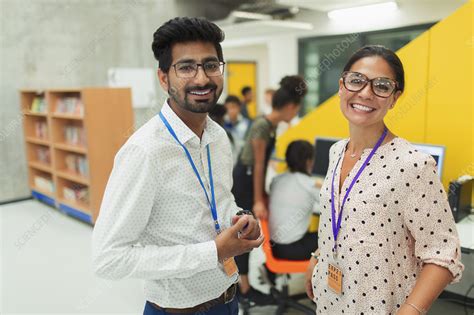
[
  {"left": 172, "top": 61, "right": 225, "bottom": 78},
  {"left": 342, "top": 71, "right": 398, "bottom": 98}
]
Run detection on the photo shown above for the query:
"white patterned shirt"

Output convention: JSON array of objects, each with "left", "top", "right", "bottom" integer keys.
[
  {"left": 92, "top": 101, "right": 240, "bottom": 308},
  {"left": 269, "top": 172, "right": 320, "bottom": 244}
]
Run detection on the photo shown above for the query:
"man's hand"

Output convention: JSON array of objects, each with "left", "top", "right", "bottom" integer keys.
[
  {"left": 231, "top": 214, "right": 260, "bottom": 240},
  {"left": 215, "top": 216, "right": 264, "bottom": 262}
]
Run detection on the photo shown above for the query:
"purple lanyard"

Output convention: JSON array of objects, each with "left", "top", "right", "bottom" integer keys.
[{"left": 330, "top": 127, "right": 388, "bottom": 256}]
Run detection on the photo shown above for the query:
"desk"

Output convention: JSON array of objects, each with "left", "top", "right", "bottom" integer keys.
[
  {"left": 456, "top": 214, "right": 474, "bottom": 252},
  {"left": 443, "top": 214, "right": 474, "bottom": 300}
]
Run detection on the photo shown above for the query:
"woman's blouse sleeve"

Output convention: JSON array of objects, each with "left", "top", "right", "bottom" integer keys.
[{"left": 403, "top": 156, "right": 464, "bottom": 283}]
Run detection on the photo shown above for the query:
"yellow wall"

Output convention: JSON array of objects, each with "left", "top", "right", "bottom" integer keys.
[
  {"left": 227, "top": 62, "right": 258, "bottom": 119},
  {"left": 277, "top": 2, "right": 473, "bottom": 198},
  {"left": 425, "top": 2, "right": 473, "bottom": 189}
]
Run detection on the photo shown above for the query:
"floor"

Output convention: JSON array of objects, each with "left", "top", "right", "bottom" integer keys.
[{"left": 1, "top": 200, "right": 471, "bottom": 314}]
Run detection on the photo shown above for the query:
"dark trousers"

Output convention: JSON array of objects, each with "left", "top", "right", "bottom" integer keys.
[
  {"left": 271, "top": 232, "right": 318, "bottom": 260},
  {"left": 231, "top": 163, "right": 254, "bottom": 275},
  {"left": 143, "top": 299, "right": 238, "bottom": 315}
]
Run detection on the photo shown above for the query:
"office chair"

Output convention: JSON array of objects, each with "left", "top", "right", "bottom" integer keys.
[{"left": 257, "top": 219, "right": 315, "bottom": 315}]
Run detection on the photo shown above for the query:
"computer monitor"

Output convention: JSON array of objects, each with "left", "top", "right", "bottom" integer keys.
[
  {"left": 311, "top": 139, "right": 445, "bottom": 178},
  {"left": 312, "top": 137, "right": 340, "bottom": 177},
  {"left": 412, "top": 143, "right": 445, "bottom": 178},
  {"left": 449, "top": 179, "right": 472, "bottom": 223}
]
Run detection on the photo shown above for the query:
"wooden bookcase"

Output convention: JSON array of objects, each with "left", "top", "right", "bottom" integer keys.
[{"left": 20, "top": 88, "right": 134, "bottom": 224}]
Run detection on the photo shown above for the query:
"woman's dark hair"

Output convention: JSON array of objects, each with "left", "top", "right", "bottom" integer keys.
[
  {"left": 286, "top": 140, "right": 314, "bottom": 174},
  {"left": 343, "top": 45, "right": 405, "bottom": 92},
  {"left": 272, "top": 75, "right": 308, "bottom": 109},
  {"left": 152, "top": 17, "right": 225, "bottom": 72}
]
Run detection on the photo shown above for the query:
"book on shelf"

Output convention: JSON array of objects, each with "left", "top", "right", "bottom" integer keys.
[
  {"left": 30, "top": 96, "right": 47, "bottom": 113},
  {"left": 63, "top": 186, "right": 89, "bottom": 204},
  {"left": 34, "top": 121, "right": 48, "bottom": 139},
  {"left": 64, "top": 154, "right": 88, "bottom": 176},
  {"left": 34, "top": 176, "right": 54, "bottom": 193},
  {"left": 36, "top": 147, "right": 51, "bottom": 164},
  {"left": 63, "top": 126, "right": 86, "bottom": 146},
  {"left": 56, "top": 97, "right": 84, "bottom": 116}
]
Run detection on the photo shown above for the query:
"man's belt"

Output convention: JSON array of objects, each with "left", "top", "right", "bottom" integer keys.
[{"left": 150, "top": 283, "right": 237, "bottom": 314}]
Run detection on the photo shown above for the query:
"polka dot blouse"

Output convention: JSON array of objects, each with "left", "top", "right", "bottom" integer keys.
[{"left": 312, "top": 137, "right": 464, "bottom": 314}]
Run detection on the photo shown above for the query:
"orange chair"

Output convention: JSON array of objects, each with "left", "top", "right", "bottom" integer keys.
[{"left": 259, "top": 219, "right": 315, "bottom": 314}]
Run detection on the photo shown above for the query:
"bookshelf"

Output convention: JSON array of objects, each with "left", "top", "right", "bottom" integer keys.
[{"left": 20, "top": 88, "right": 134, "bottom": 224}]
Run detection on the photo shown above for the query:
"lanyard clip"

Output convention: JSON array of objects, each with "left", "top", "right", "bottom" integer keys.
[{"left": 332, "top": 245, "right": 338, "bottom": 260}]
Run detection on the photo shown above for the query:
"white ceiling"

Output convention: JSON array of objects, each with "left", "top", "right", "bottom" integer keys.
[
  {"left": 220, "top": 0, "right": 469, "bottom": 46},
  {"left": 276, "top": 0, "right": 392, "bottom": 12},
  {"left": 276, "top": 0, "right": 468, "bottom": 12}
]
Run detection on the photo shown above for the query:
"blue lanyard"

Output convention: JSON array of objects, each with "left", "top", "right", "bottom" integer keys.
[
  {"left": 158, "top": 111, "right": 221, "bottom": 234},
  {"left": 330, "top": 127, "right": 388, "bottom": 256}
]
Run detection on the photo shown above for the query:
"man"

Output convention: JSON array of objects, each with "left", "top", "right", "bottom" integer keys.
[
  {"left": 223, "top": 95, "right": 250, "bottom": 164},
  {"left": 92, "top": 17, "right": 263, "bottom": 315},
  {"left": 240, "top": 86, "right": 253, "bottom": 120}
]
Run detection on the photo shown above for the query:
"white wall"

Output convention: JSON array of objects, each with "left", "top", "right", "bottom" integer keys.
[
  {"left": 0, "top": 0, "right": 209, "bottom": 202},
  {"left": 267, "top": 36, "right": 298, "bottom": 88}
]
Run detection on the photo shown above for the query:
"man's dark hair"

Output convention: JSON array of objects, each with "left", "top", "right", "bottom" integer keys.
[
  {"left": 209, "top": 103, "right": 227, "bottom": 124},
  {"left": 151, "top": 17, "right": 225, "bottom": 72},
  {"left": 241, "top": 86, "right": 252, "bottom": 96},
  {"left": 209, "top": 104, "right": 234, "bottom": 144},
  {"left": 285, "top": 140, "right": 314, "bottom": 175},
  {"left": 224, "top": 95, "right": 241, "bottom": 106}
]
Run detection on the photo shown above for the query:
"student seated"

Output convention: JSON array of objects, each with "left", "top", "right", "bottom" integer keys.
[{"left": 268, "top": 140, "right": 319, "bottom": 260}]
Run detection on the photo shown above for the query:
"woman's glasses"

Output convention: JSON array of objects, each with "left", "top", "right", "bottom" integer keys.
[{"left": 342, "top": 71, "right": 398, "bottom": 98}]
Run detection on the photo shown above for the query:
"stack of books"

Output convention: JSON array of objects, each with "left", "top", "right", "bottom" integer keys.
[
  {"left": 63, "top": 186, "right": 89, "bottom": 204},
  {"left": 56, "top": 97, "right": 84, "bottom": 116},
  {"left": 34, "top": 176, "right": 54, "bottom": 193},
  {"left": 64, "top": 126, "right": 86, "bottom": 146},
  {"left": 34, "top": 121, "right": 48, "bottom": 139},
  {"left": 64, "top": 154, "right": 88, "bottom": 176},
  {"left": 36, "top": 147, "right": 50, "bottom": 164},
  {"left": 30, "top": 97, "right": 47, "bottom": 113}
]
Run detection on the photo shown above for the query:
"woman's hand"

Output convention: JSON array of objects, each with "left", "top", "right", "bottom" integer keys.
[
  {"left": 252, "top": 201, "right": 268, "bottom": 220},
  {"left": 305, "top": 256, "right": 318, "bottom": 300}
]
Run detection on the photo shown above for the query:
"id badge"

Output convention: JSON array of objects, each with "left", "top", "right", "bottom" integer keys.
[
  {"left": 327, "top": 261, "right": 343, "bottom": 295},
  {"left": 223, "top": 257, "right": 238, "bottom": 277}
]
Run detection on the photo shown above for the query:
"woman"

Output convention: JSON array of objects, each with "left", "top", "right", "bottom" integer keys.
[
  {"left": 233, "top": 75, "right": 307, "bottom": 304},
  {"left": 269, "top": 140, "right": 319, "bottom": 261},
  {"left": 304, "top": 45, "right": 463, "bottom": 314}
]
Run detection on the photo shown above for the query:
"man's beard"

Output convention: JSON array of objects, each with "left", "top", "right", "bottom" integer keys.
[{"left": 169, "top": 83, "right": 221, "bottom": 114}]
